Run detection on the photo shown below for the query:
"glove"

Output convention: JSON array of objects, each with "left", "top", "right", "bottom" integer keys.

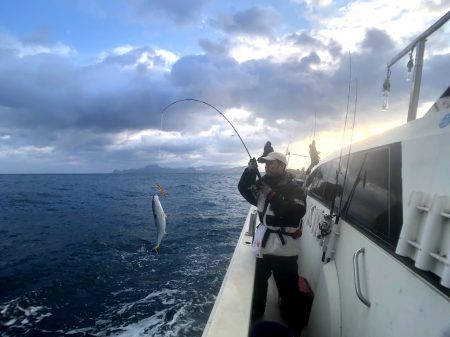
[{"left": 247, "top": 158, "right": 258, "bottom": 172}]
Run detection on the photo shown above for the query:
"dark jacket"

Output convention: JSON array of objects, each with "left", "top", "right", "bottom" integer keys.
[{"left": 238, "top": 168, "right": 306, "bottom": 228}]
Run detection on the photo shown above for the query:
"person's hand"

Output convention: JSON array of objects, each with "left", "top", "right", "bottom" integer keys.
[{"left": 247, "top": 158, "right": 258, "bottom": 171}]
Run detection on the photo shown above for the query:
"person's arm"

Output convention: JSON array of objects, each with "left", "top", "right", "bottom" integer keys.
[
  {"left": 238, "top": 168, "right": 258, "bottom": 206},
  {"left": 267, "top": 183, "right": 306, "bottom": 226}
]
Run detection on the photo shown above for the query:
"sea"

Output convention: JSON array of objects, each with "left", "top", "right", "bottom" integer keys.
[{"left": 0, "top": 173, "right": 249, "bottom": 337}]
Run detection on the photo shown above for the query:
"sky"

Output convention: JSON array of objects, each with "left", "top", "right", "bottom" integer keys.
[{"left": 0, "top": 0, "right": 449, "bottom": 173}]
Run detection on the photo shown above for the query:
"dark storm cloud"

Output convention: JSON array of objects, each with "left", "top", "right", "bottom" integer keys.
[
  {"left": 0, "top": 26, "right": 410, "bottom": 147},
  {"left": 128, "top": 0, "right": 210, "bottom": 25},
  {"left": 170, "top": 54, "right": 240, "bottom": 90},
  {"left": 211, "top": 6, "right": 281, "bottom": 37},
  {"left": 300, "top": 52, "right": 321, "bottom": 65},
  {"left": 0, "top": 48, "right": 175, "bottom": 134},
  {"left": 0, "top": 27, "right": 429, "bottom": 141},
  {"left": 360, "top": 29, "right": 396, "bottom": 53},
  {"left": 420, "top": 53, "right": 450, "bottom": 96},
  {"left": 168, "top": 27, "right": 438, "bottom": 133},
  {"left": 166, "top": 52, "right": 331, "bottom": 140},
  {"left": 1, "top": 23, "right": 448, "bottom": 172}
]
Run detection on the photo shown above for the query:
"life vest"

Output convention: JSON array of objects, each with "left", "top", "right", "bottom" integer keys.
[{"left": 256, "top": 192, "right": 304, "bottom": 256}]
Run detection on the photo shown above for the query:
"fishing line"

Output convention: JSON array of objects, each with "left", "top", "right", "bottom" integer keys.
[
  {"left": 337, "top": 53, "right": 352, "bottom": 175},
  {"left": 337, "top": 78, "right": 358, "bottom": 221},
  {"left": 159, "top": 98, "right": 261, "bottom": 178},
  {"left": 330, "top": 53, "right": 352, "bottom": 217},
  {"left": 324, "top": 77, "right": 358, "bottom": 263}
]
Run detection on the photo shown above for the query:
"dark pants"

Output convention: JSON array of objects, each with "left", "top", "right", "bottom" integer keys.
[{"left": 252, "top": 255, "right": 301, "bottom": 331}]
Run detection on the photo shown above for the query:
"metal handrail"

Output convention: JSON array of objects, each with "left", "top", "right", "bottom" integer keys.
[
  {"left": 353, "top": 248, "right": 371, "bottom": 307},
  {"left": 385, "top": 10, "right": 450, "bottom": 122},
  {"left": 387, "top": 10, "right": 450, "bottom": 67}
]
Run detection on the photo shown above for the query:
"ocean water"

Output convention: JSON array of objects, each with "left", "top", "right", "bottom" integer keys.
[{"left": 0, "top": 173, "right": 249, "bottom": 337}]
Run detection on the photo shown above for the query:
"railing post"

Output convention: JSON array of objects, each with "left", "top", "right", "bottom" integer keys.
[{"left": 407, "top": 38, "right": 426, "bottom": 122}]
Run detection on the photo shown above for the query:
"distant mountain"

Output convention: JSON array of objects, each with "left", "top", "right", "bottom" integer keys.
[{"left": 112, "top": 164, "right": 245, "bottom": 174}]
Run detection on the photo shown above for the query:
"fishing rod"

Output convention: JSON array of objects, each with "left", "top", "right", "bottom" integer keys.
[
  {"left": 160, "top": 98, "right": 261, "bottom": 179},
  {"left": 288, "top": 153, "right": 309, "bottom": 158},
  {"left": 329, "top": 53, "right": 353, "bottom": 217},
  {"left": 337, "top": 78, "right": 358, "bottom": 222},
  {"left": 323, "top": 76, "right": 359, "bottom": 263}
]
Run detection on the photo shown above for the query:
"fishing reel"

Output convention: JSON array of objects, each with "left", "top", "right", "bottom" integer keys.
[{"left": 317, "top": 214, "right": 334, "bottom": 239}]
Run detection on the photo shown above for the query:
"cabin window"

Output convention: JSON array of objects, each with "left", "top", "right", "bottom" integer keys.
[
  {"left": 306, "top": 143, "right": 403, "bottom": 249},
  {"left": 306, "top": 165, "right": 326, "bottom": 200},
  {"left": 387, "top": 142, "right": 403, "bottom": 244},
  {"left": 322, "top": 158, "right": 343, "bottom": 211},
  {"left": 342, "top": 149, "right": 391, "bottom": 239}
]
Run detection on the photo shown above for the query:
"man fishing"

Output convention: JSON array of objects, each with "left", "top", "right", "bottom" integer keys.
[{"left": 238, "top": 151, "right": 306, "bottom": 336}]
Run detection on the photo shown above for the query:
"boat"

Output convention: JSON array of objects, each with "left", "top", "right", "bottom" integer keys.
[{"left": 202, "top": 11, "right": 450, "bottom": 337}]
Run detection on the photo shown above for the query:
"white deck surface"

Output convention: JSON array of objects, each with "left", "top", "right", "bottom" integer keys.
[
  {"left": 202, "top": 206, "right": 291, "bottom": 337},
  {"left": 201, "top": 207, "right": 256, "bottom": 337}
]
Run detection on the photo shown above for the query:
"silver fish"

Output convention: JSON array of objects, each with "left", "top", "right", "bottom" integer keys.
[{"left": 152, "top": 194, "right": 166, "bottom": 253}]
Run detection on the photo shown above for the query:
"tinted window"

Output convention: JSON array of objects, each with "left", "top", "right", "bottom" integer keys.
[
  {"left": 388, "top": 143, "right": 403, "bottom": 244},
  {"left": 306, "top": 143, "right": 403, "bottom": 248},
  {"left": 306, "top": 165, "right": 326, "bottom": 199},
  {"left": 306, "top": 157, "right": 346, "bottom": 211},
  {"left": 342, "top": 149, "right": 390, "bottom": 236},
  {"left": 321, "top": 158, "right": 342, "bottom": 210}
]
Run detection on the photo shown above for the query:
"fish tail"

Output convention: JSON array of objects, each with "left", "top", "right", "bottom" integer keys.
[{"left": 153, "top": 245, "right": 160, "bottom": 254}]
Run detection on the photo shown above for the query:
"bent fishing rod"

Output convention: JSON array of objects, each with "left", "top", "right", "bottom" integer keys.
[{"left": 160, "top": 98, "right": 262, "bottom": 179}]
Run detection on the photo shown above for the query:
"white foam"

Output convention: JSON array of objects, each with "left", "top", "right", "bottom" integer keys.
[
  {"left": 0, "top": 298, "right": 52, "bottom": 332},
  {"left": 66, "top": 327, "right": 96, "bottom": 335},
  {"left": 109, "top": 310, "right": 165, "bottom": 337},
  {"left": 111, "top": 287, "right": 134, "bottom": 296},
  {"left": 116, "top": 288, "right": 184, "bottom": 316},
  {"left": 84, "top": 282, "right": 215, "bottom": 337},
  {"left": 109, "top": 304, "right": 196, "bottom": 337},
  {"left": 3, "top": 318, "right": 17, "bottom": 326}
]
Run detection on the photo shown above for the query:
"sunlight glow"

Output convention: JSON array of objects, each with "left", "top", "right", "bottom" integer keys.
[{"left": 286, "top": 116, "right": 406, "bottom": 169}]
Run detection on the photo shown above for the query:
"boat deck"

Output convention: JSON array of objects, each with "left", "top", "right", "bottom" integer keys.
[{"left": 202, "top": 206, "right": 295, "bottom": 337}]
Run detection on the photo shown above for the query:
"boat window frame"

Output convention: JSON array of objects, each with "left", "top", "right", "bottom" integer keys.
[
  {"left": 305, "top": 142, "right": 402, "bottom": 249},
  {"left": 305, "top": 142, "right": 450, "bottom": 298}
]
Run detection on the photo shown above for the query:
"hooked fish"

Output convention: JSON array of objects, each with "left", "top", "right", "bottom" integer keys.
[{"left": 152, "top": 194, "right": 166, "bottom": 253}]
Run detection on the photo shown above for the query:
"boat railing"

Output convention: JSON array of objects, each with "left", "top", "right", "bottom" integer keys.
[
  {"left": 201, "top": 206, "right": 257, "bottom": 337},
  {"left": 383, "top": 10, "right": 450, "bottom": 121}
]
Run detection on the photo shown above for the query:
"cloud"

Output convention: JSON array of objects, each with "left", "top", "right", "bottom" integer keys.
[
  {"left": 0, "top": 30, "right": 74, "bottom": 57},
  {"left": 306, "top": 0, "right": 450, "bottom": 52},
  {"left": 221, "top": 27, "right": 342, "bottom": 65},
  {"left": 0, "top": 3, "right": 449, "bottom": 173},
  {"left": 128, "top": 0, "right": 210, "bottom": 26},
  {"left": 294, "top": 0, "right": 332, "bottom": 9},
  {"left": 0, "top": 23, "right": 442, "bottom": 172},
  {"left": 286, "top": 31, "right": 324, "bottom": 48},
  {"left": 0, "top": 41, "right": 181, "bottom": 134},
  {"left": 99, "top": 45, "right": 178, "bottom": 71},
  {"left": 211, "top": 6, "right": 281, "bottom": 37},
  {"left": 199, "top": 38, "right": 230, "bottom": 55}
]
